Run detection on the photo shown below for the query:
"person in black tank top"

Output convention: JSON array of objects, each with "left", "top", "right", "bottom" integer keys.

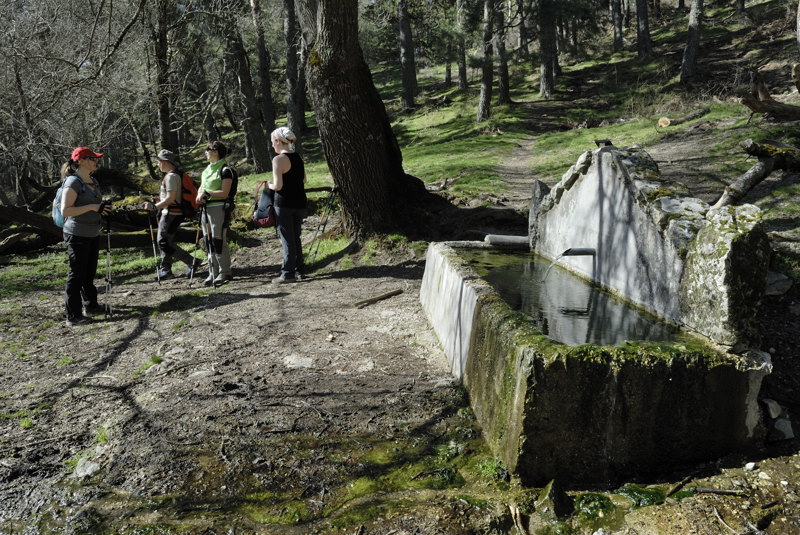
[{"left": 268, "top": 127, "right": 308, "bottom": 283}]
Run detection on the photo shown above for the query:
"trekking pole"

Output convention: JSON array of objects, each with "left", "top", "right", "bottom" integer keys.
[
  {"left": 200, "top": 205, "right": 217, "bottom": 289},
  {"left": 147, "top": 210, "right": 161, "bottom": 285},
  {"left": 188, "top": 225, "right": 201, "bottom": 288},
  {"left": 103, "top": 205, "right": 113, "bottom": 318},
  {"left": 306, "top": 189, "right": 337, "bottom": 267}
]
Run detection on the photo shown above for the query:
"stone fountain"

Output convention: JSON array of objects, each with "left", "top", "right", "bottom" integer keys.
[{"left": 420, "top": 145, "right": 773, "bottom": 486}]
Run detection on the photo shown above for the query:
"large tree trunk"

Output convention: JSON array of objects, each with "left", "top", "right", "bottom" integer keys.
[
  {"left": 399, "top": 0, "right": 418, "bottom": 111},
  {"left": 251, "top": 0, "right": 276, "bottom": 151},
  {"left": 680, "top": 0, "right": 703, "bottom": 83},
  {"left": 635, "top": 0, "right": 654, "bottom": 58},
  {"left": 225, "top": 28, "right": 271, "bottom": 173},
  {"left": 538, "top": 0, "right": 556, "bottom": 98},
  {"left": 476, "top": 0, "right": 495, "bottom": 122},
  {"left": 296, "top": 0, "right": 425, "bottom": 240},
  {"left": 495, "top": 0, "right": 512, "bottom": 105}
]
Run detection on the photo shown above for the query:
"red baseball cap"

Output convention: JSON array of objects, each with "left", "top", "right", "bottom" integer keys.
[{"left": 71, "top": 147, "right": 104, "bottom": 161}]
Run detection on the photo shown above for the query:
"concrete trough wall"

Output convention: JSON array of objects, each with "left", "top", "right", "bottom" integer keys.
[
  {"left": 529, "top": 146, "right": 770, "bottom": 348},
  {"left": 420, "top": 242, "right": 772, "bottom": 487}
]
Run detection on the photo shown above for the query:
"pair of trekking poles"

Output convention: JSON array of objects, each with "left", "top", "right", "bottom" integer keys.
[{"left": 146, "top": 205, "right": 215, "bottom": 289}]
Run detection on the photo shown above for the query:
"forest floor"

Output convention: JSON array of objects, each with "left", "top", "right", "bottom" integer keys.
[{"left": 2, "top": 115, "right": 799, "bottom": 534}]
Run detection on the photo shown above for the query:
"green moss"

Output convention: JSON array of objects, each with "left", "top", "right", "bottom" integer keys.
[
  {"left": 575, "top": 493, "right": 614, "bottom": 520},
  {"left": 615, "top": 484, "right": 666, "bottom": 507},
  {"left": 535, "top": 522, "right": 577, "bottom": 535},
  {"left": 241, "top": 499, "right": 312, "bottom": 525}
]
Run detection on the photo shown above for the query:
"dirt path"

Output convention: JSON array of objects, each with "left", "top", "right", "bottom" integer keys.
[{"left": 1, "top": 222, "right": 484, "bottom": 532}]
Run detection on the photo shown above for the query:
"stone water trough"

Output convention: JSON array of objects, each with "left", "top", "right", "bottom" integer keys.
[{"left": 420, "top": 145, "right": 773, "bottom": 486}]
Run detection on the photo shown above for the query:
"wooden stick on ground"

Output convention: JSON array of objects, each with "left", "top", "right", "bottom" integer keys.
[{"left": 353, "top": 289, "right": 403, "bottom": 308}]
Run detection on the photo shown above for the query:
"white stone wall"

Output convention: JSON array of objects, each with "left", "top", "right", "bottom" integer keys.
[{"left": 529, "top": 146, "right": 769, "bottom": 347}]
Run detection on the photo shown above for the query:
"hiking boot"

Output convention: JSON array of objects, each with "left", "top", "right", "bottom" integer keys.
[
  {"left": 294, "top": 272, "right": 304, "bottom": 281},
  {"left": 214, "top": 273, "right": 232, "bottom": 285},
  {"left": 83, "top": 303, "right": 105, "bottom": 316},
  {"left": 203, "top": 275, "right": 216, "bottom": 287},
  {"left": 155, "top": 270, "right": 176, "bottom": 281},
  {"left": 66, "top": 316, "right": 92, "bottom": 327},
  {"left": 272, "top": 275, "right": 295, "bottom": 284}
]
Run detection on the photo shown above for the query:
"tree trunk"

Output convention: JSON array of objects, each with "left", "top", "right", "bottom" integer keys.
[
  {"left": 152, "top": 1, "right": 178, "bottom": 152},
  {"left": 635, "top": 0, "right": 654, "bottom": 58},
  {"left": 297, "top": 42, "right": 309, "bottom": 132},
  {"left": 680, "top": 0, "right": 703, "bottom": 83},
  {"left": 538, "top": 0, "right": 556, "bottom": 98},
  {"left": 797, "top": 0, "right": 800, "bottom": 54},
  {"left": 251, "top": 0, "right": 276, "bottom": 150},
  {"left": 225, "top": 28, "right": 271, "bottom": 172},
  {"left": 296, "top": 0, "right": 425, "bottom": 240},
  {"left": 399, "top": 0, "right": 418, "bottom": 111},
  {"left": 477, "top": 0, "right": 495, "bottom": 122},
  {"left": 495, "top": 0, "right": 511, "bottom": 105},
  {"left": 284, "top": 0, "right": 303, "bottom": 142},
  {"left": 456, "top": 0, "right": 469, "bottom": 90},
  {"left": 611, "top": 0, "right": 624, "bottom": 52},
  {"left": 517, "top": 0, "right": 529, "bottom": 60},
  {"left": 649, "top": 0, "right": 661, "bottom": 17}
]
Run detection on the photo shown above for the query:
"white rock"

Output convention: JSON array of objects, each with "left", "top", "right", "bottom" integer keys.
[
  {"left": 73, "top": 457, "right": 100, "bottom": 478},
  {"left": 762, "top": 398, "right": 784, "bottom": 419},
  {"left": 283, "top": 354, "right": 313, "bottom": 369},
  {"left": 744, "top": 462, "right": 757, "bottom": 471}
]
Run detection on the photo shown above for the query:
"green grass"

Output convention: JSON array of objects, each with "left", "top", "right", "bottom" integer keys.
[{"left": 0, "top": 247, "right": 156, "bottom": 299}]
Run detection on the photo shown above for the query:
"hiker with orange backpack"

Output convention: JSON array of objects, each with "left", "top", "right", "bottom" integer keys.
[{"left": 143, "top": 149, "right": 200, "bottom": 280}]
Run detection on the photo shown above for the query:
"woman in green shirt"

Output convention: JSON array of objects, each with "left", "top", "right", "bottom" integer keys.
[{"left": 196, "top": 141, "right": 237, "bottom": 286}]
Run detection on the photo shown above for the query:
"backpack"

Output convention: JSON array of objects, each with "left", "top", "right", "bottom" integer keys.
[
  {"left": 222, "top": 165, "right": 238, "bottom": 205},
  {"left": 52, "top": 176, "right": 85, "bottom": 228},
  {"left": 175, "top": 171, "right": 200, "bottom": 217},
  {"left": 252, "top": 181, "right": 276, "bottom": 228}
]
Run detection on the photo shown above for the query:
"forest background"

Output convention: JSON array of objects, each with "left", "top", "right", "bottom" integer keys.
[{"left": 4, "top": 0, "right": 799, "bottom": 246}]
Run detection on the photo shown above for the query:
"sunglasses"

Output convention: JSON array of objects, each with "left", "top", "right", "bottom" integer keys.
[
  {"left": 205, "top": 148, "right": 216, "bottom": 152},
  {"left": 85, "top": 156, "right": 99, "bottom": 162}
]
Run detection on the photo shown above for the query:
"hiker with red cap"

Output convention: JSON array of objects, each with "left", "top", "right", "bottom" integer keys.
[{"left": 59, "top": 147, "right": 113, "bottom": 327}]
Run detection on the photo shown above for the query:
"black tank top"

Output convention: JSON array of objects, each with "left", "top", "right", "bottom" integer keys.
[{"left": 275, "top": 153, "right": 307, "bottom": 209}]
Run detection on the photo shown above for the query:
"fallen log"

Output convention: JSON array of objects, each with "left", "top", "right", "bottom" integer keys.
[
  {"left": 0, "top": 205, "right": 63, "bottom": 238},
  {"left": 657, "top": 107, "right": 710, "bottom": 127},
  {"left": 710, "top": 139, "right": 800, "bottom": 210},
  {"left": 741, "top": 70, "right": 800, "bottom": 121}
]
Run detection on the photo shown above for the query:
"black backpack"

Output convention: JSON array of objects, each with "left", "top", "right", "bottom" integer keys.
[{"left": 222, "top": 165, "right": 238, "bottom": 206}]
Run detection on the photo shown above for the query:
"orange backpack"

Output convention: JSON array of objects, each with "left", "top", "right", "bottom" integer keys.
[{"left": 176, "top": 171, "right": 200, "bottom": 217}]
